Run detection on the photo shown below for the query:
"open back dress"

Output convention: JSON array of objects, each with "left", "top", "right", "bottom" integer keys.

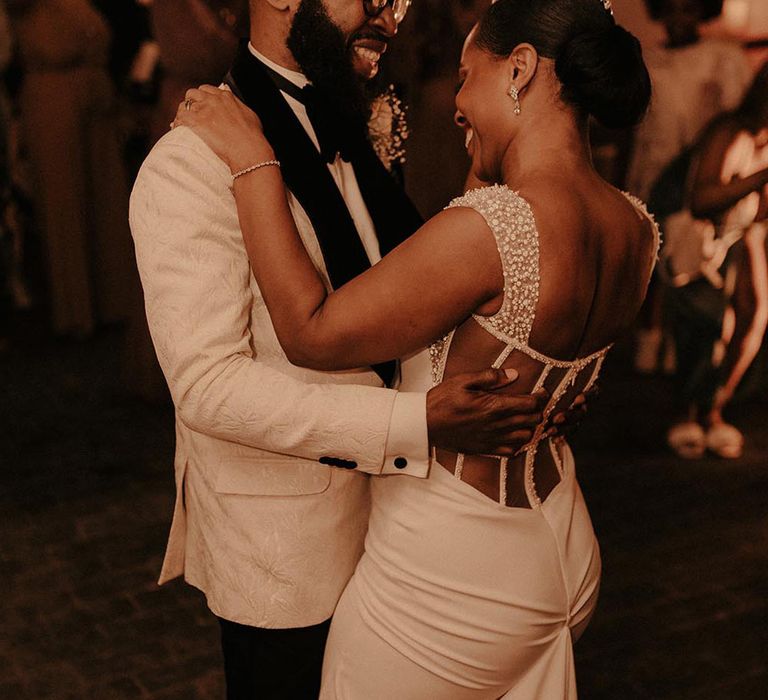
[{"left": 320, "top": 184, "right": 660, "bottom": 699}]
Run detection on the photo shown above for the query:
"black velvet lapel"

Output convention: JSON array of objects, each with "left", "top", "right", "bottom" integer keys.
[
  {"left": 349, "top": 131, "right": 424, "bottom": 257},
  {"left": 226, "top": 43, "right": 424, "bottom": 384},
  {"left": 227, "top": 46, "right": 371, "bottom": 287}
]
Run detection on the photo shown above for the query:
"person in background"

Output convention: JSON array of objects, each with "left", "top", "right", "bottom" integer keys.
[
  {"left": 146, "top": 0, "right": 248, "bottom": 143},
  {"left": 667, "top": 62, "right": 768, "bottom": 459},
  {"left": 6, "top": 0, "right": 135, "bottom": 338},
  {"left": 392, "top": 0, "right": 492, "bottom": 217},
  {"left": 92, "top": 0, "right": 153, "bottom": 89},
  {"left": 0, "top": 0, "right": 31, "bottom": 326},
  {"left": 85, "top": 0, "right": 170, "bottom": 401},
  {"left": 0, "top": 0, "right": 14, "bottom": 346},
  {"left": 628, "top": 0, "right": 751, "bottom": 374},
  {"left": 93, "top": 0, "right": 155, "bottom": 163}
]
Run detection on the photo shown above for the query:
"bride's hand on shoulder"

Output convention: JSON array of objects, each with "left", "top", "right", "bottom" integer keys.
[{"left": 172, "top": 85, "right": 276, "bottom": 173}]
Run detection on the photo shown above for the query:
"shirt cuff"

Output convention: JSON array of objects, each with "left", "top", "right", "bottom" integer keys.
[{"left": 380, "top": 392, "right": 430, "bottom": 477}]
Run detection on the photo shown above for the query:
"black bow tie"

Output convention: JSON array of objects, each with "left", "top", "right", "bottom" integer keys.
[
  {"left": 259, "top": 63, "right": 360, "bottom": 164},
  {"left": 227, "top": 48, "right": 424, "bottom": 387},
  {"left": 301, "top": 84, "right": 360, "bottom": 164}
]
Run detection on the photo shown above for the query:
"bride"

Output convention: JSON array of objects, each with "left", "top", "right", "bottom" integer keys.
[{"left": 176, "top": 0, "right": 655, "bottom": 696}]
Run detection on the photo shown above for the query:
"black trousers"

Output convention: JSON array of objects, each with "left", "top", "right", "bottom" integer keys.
[
  {"left": 666, "top": 279, "right": 726, "bottom": 412},
  {"left": 219, "top": 617, "right": 332, "bottom": 699}
]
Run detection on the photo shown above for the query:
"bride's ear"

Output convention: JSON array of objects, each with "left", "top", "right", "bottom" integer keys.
[{"left": 507, "top": 43, "right": 539, "bottom": 93}]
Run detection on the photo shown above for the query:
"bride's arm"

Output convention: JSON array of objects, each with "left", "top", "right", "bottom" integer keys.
[
  {"left": 175, "top": 87, "right": 502, "bottom": 371},
  {"left": 237, "top": 173, "right": 499, "bottom": 369}
]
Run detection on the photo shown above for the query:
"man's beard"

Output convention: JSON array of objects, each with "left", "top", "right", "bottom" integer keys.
[{"left": 287, "top": 0, "right": 373, "bottom": 133}]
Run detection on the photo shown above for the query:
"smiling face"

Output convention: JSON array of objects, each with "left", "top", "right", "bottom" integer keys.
[
  {"left": 454, "top": 29, "right": 514, "bottom": 183},
  {"left": 287, "top": 0, "right": 399, "bottom": 128},
  {"left": 306, "top": 0, "right": 399, "bottom": 80},
  {"left": 347, "top": 8, "right": 397, "bottom": 80}
]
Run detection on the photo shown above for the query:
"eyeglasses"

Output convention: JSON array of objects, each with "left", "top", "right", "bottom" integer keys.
[{"left": 363, "top": 0, "right": 412, "bottom": 25}]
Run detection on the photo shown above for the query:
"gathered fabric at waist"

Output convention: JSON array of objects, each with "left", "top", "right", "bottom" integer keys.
[{"left": 353, "top": 445, "right": 601, "bottom": 689}]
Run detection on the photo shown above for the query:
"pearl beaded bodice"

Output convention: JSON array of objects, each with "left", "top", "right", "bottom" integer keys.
[
  {"left": 429, "top": 185, "right": 660, "bottom": 507},
  {"left": 430, "top": 185, "right": 538, "bottom": 385},
  {"left": 468, "top": 185, "right": 540, "bottom": 343}
]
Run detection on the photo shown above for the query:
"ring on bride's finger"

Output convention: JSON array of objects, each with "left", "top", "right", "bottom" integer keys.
[{"left": 184, "top": 99, "right": 193, "bottom": 111}]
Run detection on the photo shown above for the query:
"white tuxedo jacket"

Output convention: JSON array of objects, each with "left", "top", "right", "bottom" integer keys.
[{"left": 129, "top": 124, "right": 429, "bottom": 628}]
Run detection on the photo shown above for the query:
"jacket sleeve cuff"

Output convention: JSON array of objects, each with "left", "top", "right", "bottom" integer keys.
[{"left": 377, "top": 392, "right": 430, "bottom": 477}]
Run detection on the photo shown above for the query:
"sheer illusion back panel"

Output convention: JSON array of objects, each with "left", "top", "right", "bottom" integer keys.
[{"left": 431, "top": 185, "right": 659, "bottom": 509}]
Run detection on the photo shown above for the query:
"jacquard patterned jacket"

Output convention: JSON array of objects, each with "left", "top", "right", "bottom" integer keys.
[{"left": 130, "top": 118, "right": 429, "bottom": 627}]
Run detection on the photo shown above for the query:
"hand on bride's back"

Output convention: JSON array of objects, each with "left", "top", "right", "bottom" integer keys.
[{"left": 173, "top": 85, "right": 275, "bottom": 173}]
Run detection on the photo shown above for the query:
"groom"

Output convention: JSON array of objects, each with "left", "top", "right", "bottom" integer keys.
[{"left": 130, "top": 0, "right": 550, "bottom": 697}]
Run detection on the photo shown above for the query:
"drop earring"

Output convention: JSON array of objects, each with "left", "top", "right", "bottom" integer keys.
[{"left": 509, "top": 85, "right": 521, "bottom": 115}]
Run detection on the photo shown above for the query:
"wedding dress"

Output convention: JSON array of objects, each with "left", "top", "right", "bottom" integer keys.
[{"left": 320, "top": 185, "right": 659, "bottom": 699}]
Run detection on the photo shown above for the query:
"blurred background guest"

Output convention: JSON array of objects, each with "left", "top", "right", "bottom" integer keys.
[
  {"left": 0, "top": 0, "right": 31, "bottom": 339},
  {"left": 386, "top": 0, "right": 492, "bottom": 217},
  {"left": 627, "top": 0, "right": 752, "bottom": 376},
  {"left": 92, "top": 0, "right": 153, "bottom": 90},
  {"left": 145, "top": 0, "right": 248, "bottom": 143},
  {"left": 665, "top": 62, "right": 768, "bottom": 458},
  {"left": 629, "top": 0, "right": 751, "bottom": 200},
  {"left": 0, "top": 0, "right": 13, "bottom": 348},
  {"left": 6, "top": 0, "right": 135, "bottom": 339},
  {"left": 91, "top": 0, "right": 154, "bottom": 177}
]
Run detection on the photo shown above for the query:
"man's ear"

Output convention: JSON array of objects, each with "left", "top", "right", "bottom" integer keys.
[{"left": 507, "top": 43, "right": 539, "bottom": 92}]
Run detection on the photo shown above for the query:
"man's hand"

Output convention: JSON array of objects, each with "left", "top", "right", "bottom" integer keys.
[
  {"left": 544, "top": 385, "right": 598, "bottom": 439},
  {"left": 427, "top": 369, "right": 547, "bottom": 457}
]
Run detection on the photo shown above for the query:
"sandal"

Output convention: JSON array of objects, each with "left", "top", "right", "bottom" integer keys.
[
  {"left": 667, "top": 422, "right": 706, "bottom": 459},
  {"left": 705, "top": 422, "right": 744, "bottom": 459}
]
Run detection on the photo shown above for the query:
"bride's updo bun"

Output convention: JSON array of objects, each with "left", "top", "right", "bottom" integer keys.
[
  {"left": 556, "top": 24, "right": 650, "bottom": 129},
  {"left": 475, "top": 0, "right": 651, "bottom": 129}
]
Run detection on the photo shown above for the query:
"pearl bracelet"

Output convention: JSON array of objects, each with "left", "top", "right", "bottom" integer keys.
[{"left": 232, "top": 159, "right": 281, "bottom": 182}]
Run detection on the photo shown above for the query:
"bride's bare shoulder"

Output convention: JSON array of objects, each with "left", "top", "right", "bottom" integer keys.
[
  {"left": 421, "top": 193, "right": 502, "bottom": 239},
  {"left": 516, "top": 180, "right": 587, "bottom": 237},
  {"left": 522, "top": 176, "right": 653, "bottom": 236}
]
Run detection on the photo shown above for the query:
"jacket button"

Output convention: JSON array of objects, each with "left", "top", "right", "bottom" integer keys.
[
  {"left": 394, "top": 457, "right": 408, "bottom": 469},
  {"left": 320, "top": 456, "right": 357, "bottom": 469}
]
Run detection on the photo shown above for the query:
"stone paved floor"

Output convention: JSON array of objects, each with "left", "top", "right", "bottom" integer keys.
[{"left": 1, "top": 316, "right": 766, "bottom": 699}]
